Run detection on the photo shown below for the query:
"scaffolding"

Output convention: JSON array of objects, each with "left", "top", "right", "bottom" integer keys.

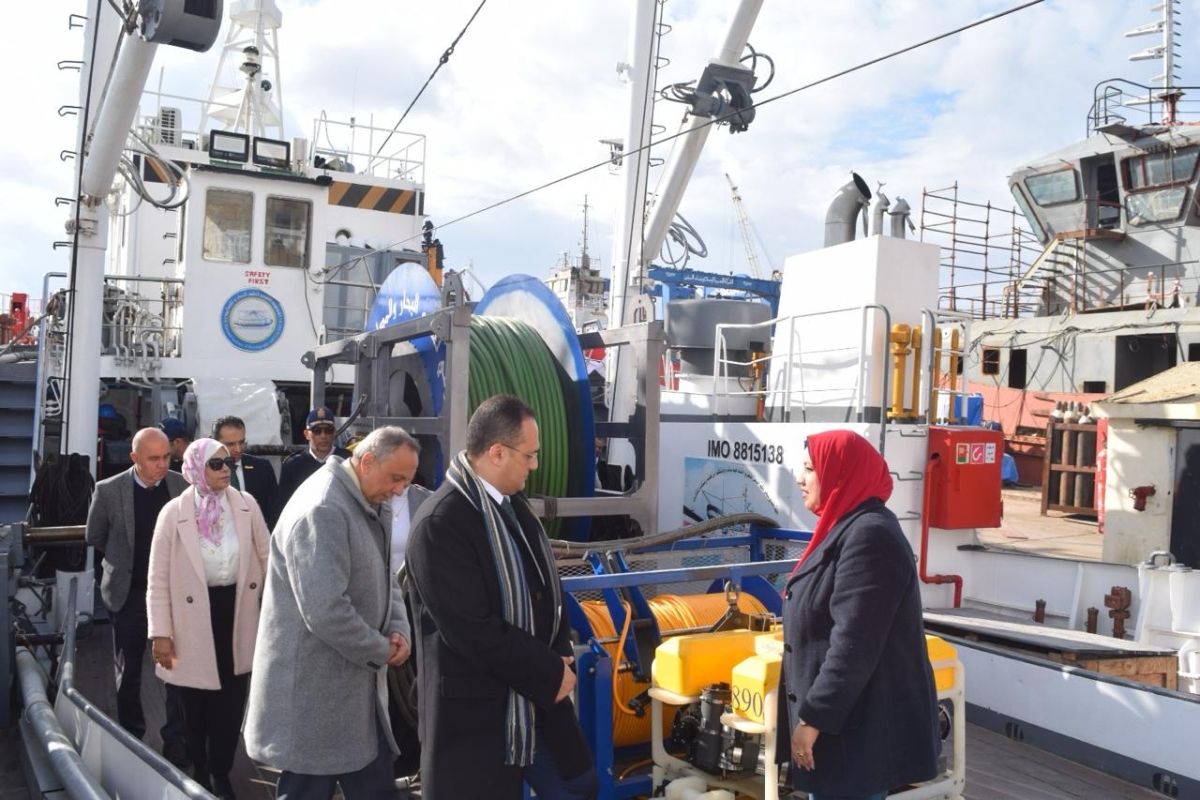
[{"left": 919, "top": 183, "right": 1041, "bottom": 319}]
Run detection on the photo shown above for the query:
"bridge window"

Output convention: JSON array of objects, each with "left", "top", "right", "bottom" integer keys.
[
  {"left": 1011, "top": 185, "right": 1047, "bottom": 244},
  {"left": 265, "top": 196, "right": 311, "bottom": 268},
  {"left": 1124, "top": 146, "right": 1199, "bottom": 191},
  {"left": 202, "top": 189, "right": 252, "bottom": 263},
  {"left": 1024, "top": 168, "right": 1079, "bottom": 206},
  {"left": 1124, "top": 186, "right": 1189, "bottom": 225}
]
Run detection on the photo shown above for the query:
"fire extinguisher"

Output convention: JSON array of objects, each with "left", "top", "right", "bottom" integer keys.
[{"left": 1095, "top": 419, "right": 1108, "bottom": 534}]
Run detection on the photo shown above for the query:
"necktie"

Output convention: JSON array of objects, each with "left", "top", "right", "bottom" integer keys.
[
  {"left": 500, "top": 497, "right": 520, "bottom": 530},
  {"left": 230, "top": 465, "right": 241, "bottom": 490}
]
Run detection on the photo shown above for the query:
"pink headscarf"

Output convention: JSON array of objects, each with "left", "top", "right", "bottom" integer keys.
[{"left": 182, "top": 438, "right": 228, "bottom": 547}]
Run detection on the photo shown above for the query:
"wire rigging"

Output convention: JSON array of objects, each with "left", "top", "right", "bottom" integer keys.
[
  {"left": 369, "top": 0, "right": 489, "bottom": 168},
  {"left": 320, "top": 0, "right": 1048, "bottom": 278}
]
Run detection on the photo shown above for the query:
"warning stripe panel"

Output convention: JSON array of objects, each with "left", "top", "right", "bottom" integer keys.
[{"left": 328, "top": 181, "right": 422, "bottom": 215}]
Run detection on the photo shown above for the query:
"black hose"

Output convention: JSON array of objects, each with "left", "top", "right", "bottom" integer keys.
[{"left": 550, "top": 512, "right": 778, "bottom": 557}]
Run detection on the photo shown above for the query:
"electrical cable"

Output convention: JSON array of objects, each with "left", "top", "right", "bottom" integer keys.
[
  {"left": 318, "top": 0, "right": 1047, "bottom": 278},
  {"left": 369, "top": 0, "right": 489, "bottom": 168},
  {"left": 551, "top": 511, "right": 778, "bottom": 556},
  {"left": 468, "top": 316, "right": 572, "bottom": 535}
]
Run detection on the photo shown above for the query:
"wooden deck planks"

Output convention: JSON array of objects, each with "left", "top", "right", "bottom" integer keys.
[{"left": 964, "top": 724, "right": 1163, "bottom": 799}]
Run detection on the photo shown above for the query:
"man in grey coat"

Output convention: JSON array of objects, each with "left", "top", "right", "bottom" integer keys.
[
  {"left": 85, "top": 428, "right": 189, "bottom": 763},
  {"left": 245, "top": 426, "right": 419, "bottom": 800}
]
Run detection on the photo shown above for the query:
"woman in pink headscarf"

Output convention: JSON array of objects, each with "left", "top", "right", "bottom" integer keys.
[{"left": 147, "top": 437, "right": 270, "bottom": 797}]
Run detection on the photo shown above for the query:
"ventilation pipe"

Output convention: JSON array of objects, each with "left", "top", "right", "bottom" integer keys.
[
  {"left": 889, "top": 197, "right": 916, "bottom": 239},
  {"left": 824, "top": 173, "right": 872, "bottom": 247},
  {"left": 871, "top": 190, "right": 890, "bottom": 236}
]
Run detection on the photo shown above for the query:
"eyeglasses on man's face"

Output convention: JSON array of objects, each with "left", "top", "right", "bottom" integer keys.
[
  {"left": 310, "top": 425, "right": 336, "bottom": 435},
  {"left": 206, "top": 456, "right": 238, "bottom": 471},
  {"left": 502, "top": 444, "right": 539, "bottom": 464}
]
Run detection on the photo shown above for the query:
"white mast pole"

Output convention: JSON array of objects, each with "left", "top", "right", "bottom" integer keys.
[
  {"left": 66, "top": 21, "right": 160, "bottom": 464},
  {"left": 641, "top": 0, "right": 763, "bottom": 260},
  {"left": 607, "top": 0, "right": 660, "bottom": 332}
]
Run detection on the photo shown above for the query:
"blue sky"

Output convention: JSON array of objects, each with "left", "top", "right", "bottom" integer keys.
[{"left": 4, "top": 0, "right": 1198, "bottom": 308}]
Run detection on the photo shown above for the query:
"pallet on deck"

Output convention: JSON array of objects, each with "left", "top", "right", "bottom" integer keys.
[{"left": 924, "top": 608, "right": 1178, "bottom": 690}]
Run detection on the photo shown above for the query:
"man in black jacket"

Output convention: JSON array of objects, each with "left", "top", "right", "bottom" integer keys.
[
  {"left": 277, "top": 406, "right": 351, "bottom": 516},
  {"left": 406, "top": 395, "right": 596, "bottom": 800},
  {"left": 212, "top": 415, "right": 279, "bottom": 529}
]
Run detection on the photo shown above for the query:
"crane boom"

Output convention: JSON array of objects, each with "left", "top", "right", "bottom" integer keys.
[{"left": 726, "top": 172, "right": 763, "bottom": 279}]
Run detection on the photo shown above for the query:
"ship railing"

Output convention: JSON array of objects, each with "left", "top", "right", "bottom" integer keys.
[
  {"left": 16, "top": 576, "right": 212, "bottom": 798},
  {"left": 920, "top": 309, "right": 973, "bottom": 425},
  {"left": 100, "top": 275, "right": 185, "bottom": 366},
  {"left": 310, "top": 116, "right": 426, "bottom": 183},
  {"left": 136, "top": 90, "right": 241, "bottom": 152},
  {"left": 1088, "top": 78, "right": 1200, "bottom": 136},
  {"left": 133, "top": 90, "right": 427, "bottom": 183},
  {"left": 703, "top": 304, "right": 892, "bottom": 438},
  {"left": 1000, "top": 257, "right": 1200, "bottom": 315}
]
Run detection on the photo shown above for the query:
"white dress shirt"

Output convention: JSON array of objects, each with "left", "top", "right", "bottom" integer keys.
[
  {"left": 390, "top": 490, "right": 410, "bottom": 570},
  {"left": 195, "top": 491, "right": 240, "bottom": 587}
]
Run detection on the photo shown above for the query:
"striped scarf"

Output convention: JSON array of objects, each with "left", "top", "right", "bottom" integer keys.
[{"left": 445, "top": 450, "right": 562, "bottom": 767}]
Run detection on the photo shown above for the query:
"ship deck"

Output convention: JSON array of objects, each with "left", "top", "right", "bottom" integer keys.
[
  {"left": 50, "top": 620, "right": 1162, "bottom": 800},
  {"left": 976, "top": 486, "right": 1104, "bottom": 561}
]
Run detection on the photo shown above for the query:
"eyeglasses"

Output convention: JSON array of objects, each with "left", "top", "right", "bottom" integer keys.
[
  {"left": 309, "top": 425, "right": 336, "bottom": 435},
  {"left": 206, "top": 456, "right": 238, "bottom": 471},
  {"left": 502, "top": 444, "right": 539, "bottom": 463}
]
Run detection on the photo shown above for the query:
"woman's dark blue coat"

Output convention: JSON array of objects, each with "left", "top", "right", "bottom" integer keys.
[{"left": 777, "top": 498, "right": 941, "bottom": 796}]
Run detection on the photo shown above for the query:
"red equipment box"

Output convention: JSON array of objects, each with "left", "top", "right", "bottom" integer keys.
[{"left": 927, "top": 426, "right": 1003, "bottom": 529}]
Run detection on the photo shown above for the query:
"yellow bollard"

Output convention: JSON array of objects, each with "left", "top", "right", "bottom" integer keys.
[
  {"left": 948, "top": 328, "right": 961, "bottom": 423},
  {"left": 910, "top": 325, "right": 923, "bottom": 419},
  {"left": 889, "top": 324, "right": 912, "bottom": 419}
]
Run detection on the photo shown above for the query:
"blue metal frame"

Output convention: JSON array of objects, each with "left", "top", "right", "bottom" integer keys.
[{"left": 562, "top": 529, "right": 807, "bottom": 800}]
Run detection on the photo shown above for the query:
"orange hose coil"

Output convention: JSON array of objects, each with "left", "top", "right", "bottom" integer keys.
[{"left": 578, "top": 593, "right": 769, "bottom": 747}]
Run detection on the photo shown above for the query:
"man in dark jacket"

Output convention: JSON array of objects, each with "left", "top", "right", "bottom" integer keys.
[
  {"left": 85, "top": 427, "right": 190, "bottom": 765},
  {"left": 158, "top": 417, "right": 190, "bottom": 473},
  {"left": 212, "top": 415, "right": 279, "bottom": 529},
  {"left": 406, "top": 395, "right": 596, "bottom": 800},
  {"left": 277, "top": 406, "right": 351, "bottom": 515}
]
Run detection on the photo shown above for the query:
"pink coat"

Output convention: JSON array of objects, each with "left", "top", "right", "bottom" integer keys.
[{"left": 147, "top": 486, "right": 270, "bottom": 690}]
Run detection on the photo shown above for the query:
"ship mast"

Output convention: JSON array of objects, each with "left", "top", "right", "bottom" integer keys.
[
  {"left": 580, "top": 195, "right": 592, "bottom": 272},
  {"left": 200, "top": 0, "right": 286, "bottom": 139},
  {"left": 1125, "top": 0, "right": 1182, "bottom": 123}
]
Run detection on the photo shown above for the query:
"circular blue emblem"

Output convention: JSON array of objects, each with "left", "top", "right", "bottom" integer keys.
[{"left": 221, "top": 289, "right": 285, "bottom": 352}]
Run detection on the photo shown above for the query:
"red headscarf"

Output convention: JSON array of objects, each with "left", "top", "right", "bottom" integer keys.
[{"left": 790, "top": 430, "right": 893, "bottom": 575}]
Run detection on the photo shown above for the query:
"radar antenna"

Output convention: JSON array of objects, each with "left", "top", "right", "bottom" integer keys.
[
  {"left": 1125, "top": 0, "right": 1183, "bottom": 121},
  {"left": 200, "top": 0, "right": 286, "bottom": 139}
]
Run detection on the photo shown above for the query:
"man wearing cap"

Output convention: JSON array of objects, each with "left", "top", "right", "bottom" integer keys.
[
  {"left": 277, "top": 406, "right": 352, "bottom": 517},
  {"left": 159, "top": 418, "right": 191, "bottom": 473}
]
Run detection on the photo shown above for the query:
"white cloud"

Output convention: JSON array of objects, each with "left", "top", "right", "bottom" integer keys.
[{"left": 3, "top": 0, "right": 1198, "bottom": 302}]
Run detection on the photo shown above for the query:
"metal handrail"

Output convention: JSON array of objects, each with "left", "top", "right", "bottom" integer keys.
[
  {"left": 920, "top": 309, "right": 972, "bottom": 422},
  {"left": 56, "top": 578, "right": 214, "bottom": 799},
  {"left": 708, "top": 303, "right": 892, "bottom": 448},
  {"left": 15, "top": 580, "right": 109, "bottom": 799}
]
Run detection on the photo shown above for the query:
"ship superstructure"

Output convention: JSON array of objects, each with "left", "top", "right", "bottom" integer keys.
[{"left": 39, "top": 0, "right": 430, "bottom": 467}]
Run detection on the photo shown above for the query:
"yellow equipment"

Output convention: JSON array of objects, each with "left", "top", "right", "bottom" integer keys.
[{"left": 648, "top": 630, "right": 967, "bottom": 800}]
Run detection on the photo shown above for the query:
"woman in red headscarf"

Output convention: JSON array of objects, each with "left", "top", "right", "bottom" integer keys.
[{"left": 777, "top": 430, "right": 940, "bottom": 800}]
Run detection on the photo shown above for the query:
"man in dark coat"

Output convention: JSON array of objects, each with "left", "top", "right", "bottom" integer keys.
[
  {"left": 406, "top": 395, "right": 596, "bottom": 800},
  {"left": 85, "top": 427, "right": 190, "bottom": 766},
  {"left": 277, "top": 406, "right": 351, "bottom": 515},
  {"left": 212, "top": 415, "right": 279, "bottom": 529},
  {"left": 158, "top": 417, "right": 190, "bottom": 473}
]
